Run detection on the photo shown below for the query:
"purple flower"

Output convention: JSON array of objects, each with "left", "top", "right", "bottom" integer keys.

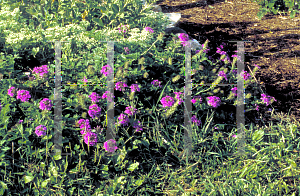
[
  {"left": 254, "top": 103, "right": 259, "bottom": 111},
  {"left": 133, "top": 120, "right": 143, "bottom": 132},
  {"left": 207, "top": 96, "right": 221, "bottom": 108},
  {"left": 254, "top": 64, "right": 261, "bottom": 69},
  {"left": 88, "top": 104, "right": 101, "bottom": 119},
  {"left": 232, "top": 134, "right": 237, "bottom": 138},
  {"left": 178, "top": 33, "right": 189, "bottom": 46},
  {"left": 7, "top": 86, "right": 17, "bottom": 97},
  {"left": 78, "top": 119, "right": 91, "bottom": 134},
  {"left": 144, "top": 27, "right": 154, "bottom": 33},
  {"left": 102, "top": 91, "right": 115, "bottom": 102},
  {"left": 124, "top": 106, "right": 137, "bottom": 116},
  {"left": 82, "top": 76, "right": 88, "bottom": 82},
  {"left": 84, "top": 132, "right": 98, "bottom": 146},
  {"left": 103, "top": 139, "right": 118, "bottom": 153},
  {"left": 218, "top": 71, "right": 228, "bottom": 81},
  {"left": 16, "top": 90, "right": 31, "bottom": 102},
  {"left": 202, "top": 44, "right": 210, "bottom": 53},
  {"left": 174, "top": 92, "right": 184, "bottom": 105},
  {"left": 35, "top": 125, "right": 47, "bottom": 137},
  {"left": 89, "top": 92, "right": 101, "bottom": 103},
  {"left": 195, "top": 50, "right": 200, "bottom": 54},
  {"left": 191, "top": 95, "right": 202, "bottom": 104},
  {"left": 130, "top": 84, "right": 140, "bottom": 93},
  {"left": 190, "top": 115, "right": 201, "bottom": 126},
  {"left": 151, "top": 80, "right": 161, "bottom": 87},
  {"left": 124, "top": 47, "right": 130, "bottom": 54},
  {"left": 19, "top": 120, "right": 23, "bottom": 124},
  {"left": 160, "top": 95, "right": 175, "bottom": 108},
  {"left": 33, "top": 65, "right": 49, "bottom": 79},
  {"left": 240, "top": 70, "right": 251, "bottom": 81},
  {"left": 117, "top": 113, "right": 130, "bottom": 126},
  {"left": 115, "top": 81, "right": 128, "bottom": 92},
  {"left": 100, "top": 64, "right": 113, "bottom": 77},
  {"left": 231, "top": 87, "right": 238, "bottom": 96},
  {"left": 39, "top": 98, "right": 53, "bottom": 111},
  {"left": 260, "top": 94, "right": 277, "bottom": 106}
]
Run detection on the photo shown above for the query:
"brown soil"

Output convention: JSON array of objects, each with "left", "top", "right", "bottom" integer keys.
[{"left": 153, "top": 0, "right": 300, "bottom": 129}]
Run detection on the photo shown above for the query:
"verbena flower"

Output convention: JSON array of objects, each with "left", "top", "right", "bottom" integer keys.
[
  {"left": 117, "top": 113, "right": 130, "bottom": 126},
  {"left": 39, "top": 98, "right": 53, "bottom": 111},
  {"left": 207, "top": 96, "right": 221, "bottom": 108},
  {"left": 231, "top": 87, "right": 238, "bottom": 96},
  {"left": 33, "top": 65, "right": 49, "bottom": 79},
  {"left": 133, "top": 120, "right": 143, "bottom": 132},
  {"left": 115, "top": 81, "right": 128, "bottom": 92},
  {"left": 35, "top": 125, "right": 47, "bottom": 137},
  {"left": 118, "top": 24, "right": 128, "bottom": 34},
  {"left": 7, "top": 86, "right": 17, "bottom": 97},
  {"left": 102, "top": 91, "right": 115, "bottom": 102},
  {"left": 78, "top": 119, "right": 91, "bottom": 134},
  {"left": 232, "top": 135, "right": 237, "bottom": 138},
  {"left": 240, "top": 70, "right": 251, "bottom": 81},
  {"left": 124, "top": 106, "right": 137, "bottom": 116},
  {"left": 160, "top": 95, "right": 175, "bottom": 108},
  {"left": 218, "top": 70, "right": 228, "bottom": 81},
  {"left": 144, "top": 26, "right": 154, "bottom": 33},
  {"left": 178, "top": 33, "right": 189, "bottom": 47},
  {"left": 82, "top": 76, "right": 88, "bottom": 82},
  {"left": 19, "top": 120, "right": 23, "bottom": 124},
  {"left": 16, "top": 89, "right": 31, "bottom": 102},
  {"left": 130, "top": 84, "right": 140, "bottom": 93},
  {"left": 191, "top": 95, "right": 202, "bottom": 104},
  {"left": 89, "top": 92, "right": 101, "bottom": 103},
  {"left": 88, "top": 104, "right": 101, "bottom": 119},
  {"left": 173, "top": 92, "right": 184, "bottom": 105},
  {"left": 151, "top": 79, "right": 161, "bottom": 87},
  {"left": 190, "top": 115, "right": 201, "bottom": 126},
  {"left": 103, "top": 139, "right": 118, "bottom": 153},
  {"left": 260, "top": 94, "right": 277, "bottom": 106},
  {"left": 100, "top": 64, "right": 113, "bottom": 77},
  {"left": 84, "top": 132, "right": 98, "bottom": 146}
]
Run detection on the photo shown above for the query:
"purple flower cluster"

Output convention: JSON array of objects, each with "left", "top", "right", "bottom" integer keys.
[
  {"left": 77, "top": 118, "right": 98, "bottom": 146},
  {"left": 88, "top": 104, "right": 101, "bottom": 119},
  {"left": 7, "top": 86, "right": 17, "bottom": 97},
  {"left": 190, "top": 115, "right": 201, "bottom": 126},
  {"left": 151, "top": 80, "right": 162, "bottom": 87},
  {"left": 124, "top": 106, "right": 137, "bottom": 116},
  {"left": 160, "top": 96, "right": 175, "bottom": 108},
  {"left": 178, "top": 33, "right": 190, "bottom": 47},
  {"left": 103, "top": 139, "right": 118, "bottom": 153},
  {"left": 191, "top": 96, "right": 202, "bottom": 104},
  {"left": 35, "top": 125, "right": 47, "bottom": 137},
  {"left": 101, "top": 91, "right": 115, "bottom": 102},
  {"left": 89, "top": 92, "right": 101, "bottom": 103},
  {"left": 39, "top": 98, "right": 53, "bottom": 111},
  {"left": 124, "top": 47, "right": 130, "bottom": 54},
  {"left": 117, "top": 113, "right": 130, "bottom": 126},
  {"left": 32, "top": 65, "right": 49, "bottom": 79},
  {"left": 16, "top": 90, "right": 31, "bottom": 102},
  {"left": 144, "top": 27, "right": 154, "bottom": 34},
  {"left": 115, "top": 81, "right": 128, "bottom": 92},
  {"left": 133, "top": 120, "right": 143, "bottom": 132},
  {"left": 100, "top": 64, "right": 113, "bottom": 77},
  {"left": 260, "top": 94, "right": 277, "bottom": 106},
  {"left": 130, "top": 84, "right": 140, "bottom": 93},
  {"left": 207, "top": 96, "right": 222, "bottom": 108}
]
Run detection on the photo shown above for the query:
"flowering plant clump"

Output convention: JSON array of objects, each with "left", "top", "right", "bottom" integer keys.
[
  {"left": 160, "top": 96, "right": 175, "bottom": 108},
  {"left": 39, "top": 98, "right": 53, "bottom": 111},
  {"left": 115, "top": 81, "right": 128, "bottom": 92},
  {"left": 7, "top": 86, "right": 17, "bottom": 97},
  {"left": 88, "top": 104, "right": 101, "bottom": 119},
  {"left": 124, "top": 106, "right": 137, "bottom": 116},
  {"left": 151, "top": 80, "right": 162, "bottom": 87},
  {"left": 32, "top": 65, "right": 49, "bottom": 79},
  {"left": 35, "top": 125, "right": 47, "bottom": 137},
  {"left": 16, "top": 90, "right": 31, "bottom": 102},
  {"left": 103, "top": 139, "right": 118, "bottom": 153},
  {"left": 89, "top": 92, "right": 101, "bottom": 103},
  {"left": 84, "top": 132, "right": 98, "bottom": 146}
]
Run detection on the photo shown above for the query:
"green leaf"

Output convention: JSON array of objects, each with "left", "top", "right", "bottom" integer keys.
[
  {"left": 41, "top": 179, "right": 49, "bottom": 188},
  {"left": 24, "top": 175, "right": 35, "bottom": 183},
  {"left": 111, "top": 4, "right": 119, "bottom": 13},
  {"left": 53, "top": 154, "right": 62, "bottom": 160},
  {"left": 135, "top": 178, "right": 144, "bottom": 186},
  {"left": 252, "top": 129, "right": 264, "bottom": 144},
  {"left": 127, "top": 162, "right": 139, "bottom": 172},
  {"left": 92, "top": 18, "right": 103, "bottom": 27}
]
